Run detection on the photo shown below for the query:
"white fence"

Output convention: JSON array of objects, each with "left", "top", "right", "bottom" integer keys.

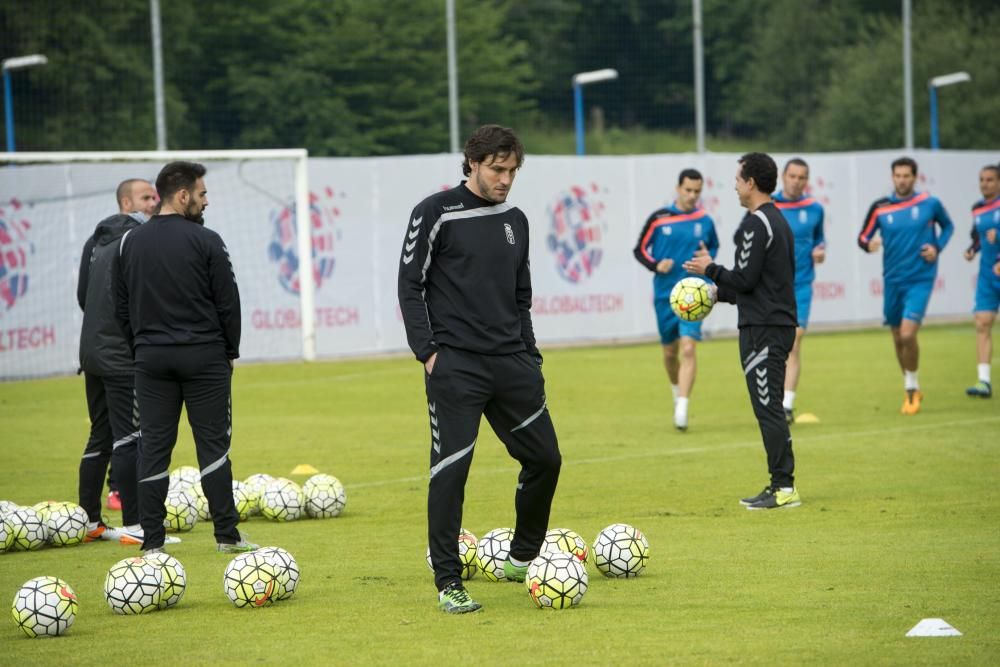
[{"left": 0, "top": 149, "right": 993, "bottom": 379}]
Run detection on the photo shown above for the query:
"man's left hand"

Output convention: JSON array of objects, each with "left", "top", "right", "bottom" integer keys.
[
  {"left": 812, "top": 246, "right": 826, "bottom": 264},
  {"left": 682, "top": 242, "right": 712, "bottom": 275},
  {"left": 920, "top": 244, "right": 938, "bottom": 263}
]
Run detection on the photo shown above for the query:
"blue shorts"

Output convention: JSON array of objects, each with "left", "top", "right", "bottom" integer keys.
[
  {"left": 883, "top": 280, "right": 934, "bottom": 327},
  {"left": 655, "top": 298, "right": 703, "bottom": 345},
  {"left": 973, "top": 274, "right": 1000, "bottom": 313},
  {"left": 794, "top": 283, "right": 813, "bottom": 329}
]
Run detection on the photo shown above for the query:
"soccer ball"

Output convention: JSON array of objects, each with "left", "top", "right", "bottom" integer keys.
[
  {"left": 8, "top": 508, "right": 48, "bottom": 551},
  {"left": 223, "top": 552, "right": 278, "bottom": 608},
  {"left": 669, "top": 276, "right": 715, "bottom": 322},
  {"left": 0, "top": 499, "right": 20, "bottom": 517},
  {"left": 31, "top": 500, "right": 61, "bottom": 520},
  {"left": 187, "top": 483, "right": 211, "bottom": 521},
  {"left": 303, "top": 473, "right": 347, "bottom": 518},
  {"left": 476, "top": 527, "right": 514, "bottom": 582},
  {"left": 232, "top": 480, "right": 255, "bottom": 521},
  {"left": 169, "top": 465, "right": 201, "bottom": 489},
  {"left": 163, "top": 489, "right": 198, "bottom": 532},
  {"left": 104, "top": 557, "right": 163, "bottom": 614},
  {"left": 0, "top": 516, "right": 14, "bottom": 552},
  {"left": 44, "top": 502, "right": 89, "bottom": 547},
  {"left": 525, "top": 551, "right": 588, "bottom": 610},
  {"left": 144, "top": 552, "right": 187, "bottom": 609},
  {"left": 259, "top": 478, "right": 305, "bottom": 522},
  {"left": 541, "top": 528, "right": 590, "bottom": 565},
  {"left": 258, "top": 546, "right": 299, "bottom": 600},
  {"left": 10, "top": 576, "right": 78, "bottom": 637},
  {"left": 426, "top": 528, "right": 479, "bottom": 581},
  {"left": 243, "top": 473, "right": 274, "bottom": 515},
  {"left": 592, "top": 523, "right": 650, "bottom": 578}
]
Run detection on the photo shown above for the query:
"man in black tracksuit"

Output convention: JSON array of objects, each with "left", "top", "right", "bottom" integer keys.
[
  {"left": 398, "top": 125, "right": 562, "bottom": 613},
  {"left": 77, "top": 179, "right": 157, "bottom": 543},
  {"left": 115, "top": 161, "right": 253, "bottom": 554},
  {"left": 685, "top": 152, "right": 800, "bottom": 510}
]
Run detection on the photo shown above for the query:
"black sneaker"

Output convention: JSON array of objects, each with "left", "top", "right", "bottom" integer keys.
[
  {"left": 966, "top": 381, "right": 992, "bottom": 398},
  {"left": 746, "top": 487, "right": 801, "bottom": 510},
  {"left": 739, "top": 487, "right": 772, "bottom": 506},
  {"left": 784, "top": 408, "right": 795, "bottom": 424}
]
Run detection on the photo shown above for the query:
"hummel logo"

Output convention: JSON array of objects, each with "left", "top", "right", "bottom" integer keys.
[
  {"left": 743, "top": 230, "right": 754, "bottom": 241},
  {"left": 442, "top": 203, "right": 464, "bottom": 211},
  {"left": 410, "top": 216, "right": 423, "bottom": 228}
]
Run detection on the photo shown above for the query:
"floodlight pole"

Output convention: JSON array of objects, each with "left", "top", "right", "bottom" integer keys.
[
  {"left": 692, "top": 0, "right": 706, "bottom": 154},
  {"left": 446, "top": 0, "right": 459, "bottom": 154},
  {"left": 928, "top": 71, "right": 971, "bottom": 150},
  {"left": 2, "top": 54, "right": 48, "bottom": 153},
  {"left": 150, "top": 0, "right": 167, "bottom": 150},
  {"left": 902, "top": 0, "right": 913, "bottom": 149},
  {"left": 572, "top": 68, "right": 619, "bottom": 156}
]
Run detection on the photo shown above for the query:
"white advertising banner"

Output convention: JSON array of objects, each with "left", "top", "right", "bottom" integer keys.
[{"left": 0, "top": 149, "right": 993, "bottom": 379}]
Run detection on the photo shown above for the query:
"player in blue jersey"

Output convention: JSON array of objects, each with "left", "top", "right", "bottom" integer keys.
[
  {"left": 773, "top": 158, "right": 825, "bottom": 424},
  {"left": 962, "top": 164, "right": 1000, "bottom": 398},
  {"left": 633, "top": 169, "right": 719, "bottom": 430},
  {"left": 858, "top": 157, "right": 954, "bottom": 415}
]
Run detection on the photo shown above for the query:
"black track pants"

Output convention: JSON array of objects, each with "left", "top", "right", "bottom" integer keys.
[
  {"left": 739, "top": 326, "right": 796, "bottom": 488},
  {"left": 79, "top": 373, "right": 140, "bottom": 525},
  {"left": 134, "top": 343, "right": 240, "bottom": 550},
  {"left": 425, "top": 347, "right": 561, "bottom": 592}
]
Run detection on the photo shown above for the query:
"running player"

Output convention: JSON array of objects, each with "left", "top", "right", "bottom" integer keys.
[
  {"left": 632, "top": 168, "right": 719, "bottom": 431},
  {"left": 963, "top": 164, "right": 1000, "bottom": 397},
  {"left": 857, "top": 157, "right": 954, "bottom": 415},
  {"left": 773, "top": 158, "right": 825, "bottom": 423}
]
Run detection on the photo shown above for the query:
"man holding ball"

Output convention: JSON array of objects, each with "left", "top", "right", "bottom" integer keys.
[{"left": 684, "top": 153, "right": 799, "bottom": 510}]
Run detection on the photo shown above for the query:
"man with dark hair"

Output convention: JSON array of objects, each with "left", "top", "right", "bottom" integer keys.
[
  {"left": 115, "top": 161, "right": 253, "bottom": 555},
  {"left": 398, "top": 125, "right": 561, "bottom": 613},
  {"left": 632, "top": 168, "right": 719, "bottom": 430},
  {"left": 962, "top": 164, "right": 1000, "bottom": 397},
  {"left": 684, "top": 152, "right": 800, "bottom": 510},
  {"left": 77, "top": 179, "right": 160, "bottom": 544},
  {"left": 773, "top": 158, "right": 825, "bottom": 423},
  {"left": 858, "top": 157, "right": 954, "bottom": 414}
]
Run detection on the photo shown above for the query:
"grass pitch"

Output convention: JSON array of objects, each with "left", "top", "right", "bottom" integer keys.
[{"left": 1, "top": 324, "right": 998, "bottom": 665}]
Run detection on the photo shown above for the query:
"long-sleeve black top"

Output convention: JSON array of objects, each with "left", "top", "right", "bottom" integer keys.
[
  {"left": 397, "top": 182, "right": 538, "bottom": 363},
  {"left": 115, "top": 214, "right": 240, "bottom": 358},
  {"left": 705, "top": 202, "right": 797, "bottom": 328}
]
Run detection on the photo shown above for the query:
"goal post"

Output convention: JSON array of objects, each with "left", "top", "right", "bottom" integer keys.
[{"left": 0, "top": 148, "right": 317, "bottom": 364}]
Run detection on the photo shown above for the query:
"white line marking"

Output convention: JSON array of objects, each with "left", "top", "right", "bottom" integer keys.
[{"left": 344, "top": 416, "right": 1000, "bottom": 489}]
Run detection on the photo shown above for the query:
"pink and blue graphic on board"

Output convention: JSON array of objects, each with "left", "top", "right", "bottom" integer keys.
[
  {"left": 0, "top": 198, "right": 35, "bottom": 311},
  {"left": 546, "top": 184, "right": 607, "bottom": 284},
  {"left": 267, "top": 187, "right": 342, "bottom": 295}
]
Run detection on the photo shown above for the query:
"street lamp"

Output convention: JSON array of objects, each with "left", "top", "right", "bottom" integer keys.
[
  {"left": 928, "top": 71, "right": 970, "bottom": 150},
  {"left": 572, "top": 68, "right": 618, "bottom": 156},
  {"left": 3, "top": 54, "right": 48, "bottom": 152}
]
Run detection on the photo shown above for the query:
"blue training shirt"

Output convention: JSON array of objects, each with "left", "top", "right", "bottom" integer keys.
[
  {"left": 969, "top": 196, "right": 1000, "bottom": 283},
  {"left": 632, "top": 203, "right": 719, "bottom": 300},
  {"left": 857, "top": 191, "right": 954, "bottom": 285},
  {"left": 774, "top": 191, "right": 825, "bottom": 286}
]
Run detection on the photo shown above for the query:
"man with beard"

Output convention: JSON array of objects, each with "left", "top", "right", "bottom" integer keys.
[
  {"left": 115, "top": 161, "right": 254, "bottom": 555},
  {"left": 398, "top": 125, "right": 561, "bottom": 613}
]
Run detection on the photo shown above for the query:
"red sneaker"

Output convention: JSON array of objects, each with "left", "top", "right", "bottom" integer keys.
[{"left": 106, "top": 491, "right": 122, "bottom": 511}]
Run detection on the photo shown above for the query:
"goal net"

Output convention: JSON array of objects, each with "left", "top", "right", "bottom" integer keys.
[{"left": 0, "top": 149, "right": 315, "bottom": 380}]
